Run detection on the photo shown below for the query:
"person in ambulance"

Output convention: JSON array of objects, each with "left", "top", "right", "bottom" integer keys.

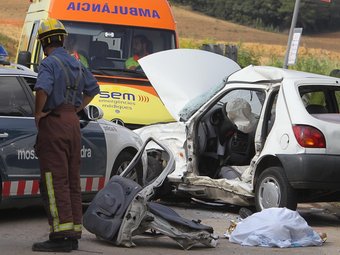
[
  {"left": 33, "top": 18, "right": 99, "bottom": 252},
  {"left": 125, "top": 35, "right": 152, "bottom": 71},
  {"left": 64, "top": 34, "right": 90, "bottom": 68}
]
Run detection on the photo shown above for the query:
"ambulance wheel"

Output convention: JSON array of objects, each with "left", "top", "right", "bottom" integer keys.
[
  {"left": 111, "top": 151, "right": 142, "bottom": 185},
  {"left": 255, "top": 167, "right": 297, "bottom": 212}
]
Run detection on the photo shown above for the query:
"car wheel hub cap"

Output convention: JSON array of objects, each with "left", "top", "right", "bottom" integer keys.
[{"left": 259, "top": 177, "right": 280, "bottom": 209}]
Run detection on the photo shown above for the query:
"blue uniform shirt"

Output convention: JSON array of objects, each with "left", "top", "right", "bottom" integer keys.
[{"left": 34, "top": 47, "right": 99, "bottom": 111}]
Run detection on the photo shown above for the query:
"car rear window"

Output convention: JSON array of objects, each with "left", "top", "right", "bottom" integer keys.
[{"left": 299, "top": 85, "right": 340, "bottom": 114}]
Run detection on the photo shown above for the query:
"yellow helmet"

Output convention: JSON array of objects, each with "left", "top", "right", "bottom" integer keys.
[{"left": 38, "top": 18, "right": 67, "bottom": 47}]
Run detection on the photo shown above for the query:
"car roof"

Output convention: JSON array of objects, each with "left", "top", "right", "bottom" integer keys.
[
  {"left": 228, "top": 65, "right": 335, "bottom": 85},
  {"left": 0, "top": 62, "right": 37, "bottom": 77}
]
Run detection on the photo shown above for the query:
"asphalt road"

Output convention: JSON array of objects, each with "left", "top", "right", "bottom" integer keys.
[{"left": 0, "top": 201, "right": 339, "bottom": 255}]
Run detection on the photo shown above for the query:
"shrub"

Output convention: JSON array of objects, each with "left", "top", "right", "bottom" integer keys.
[
  {"left": 178, "top": 38, "right": 338, "bottom": 76},
  {"left": 0, "top": 34, "right": 18, "bottom": 62},
  {"left": 291, "top": 55, "right": 336, "bottom": 75},
  {"left": 237, "top": 44, "right": 261, "bottom": 67}
]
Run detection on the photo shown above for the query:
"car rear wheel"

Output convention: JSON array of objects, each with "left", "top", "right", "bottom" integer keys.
[
  {"left": 255, "top": 166, "right": 297, "bottom": 211},
  {"left": 110, "top": 151, "right": 142, "bottom": 185}
]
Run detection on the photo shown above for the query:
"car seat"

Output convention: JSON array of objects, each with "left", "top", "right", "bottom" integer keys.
[
  {"left": 90, "top": 41, "right": 113, "bottom": 69},
  {"left": 306, "top": 104, "right": 328, "bottom": 114},
  {"left": 108, "top": 49, "right": 121, "bottom": 58},
  {"left": 83, "top": 138, "right": 218, "bottom": 250}
]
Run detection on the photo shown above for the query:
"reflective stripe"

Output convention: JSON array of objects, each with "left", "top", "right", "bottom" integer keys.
[
  {"left": 45, "top": 172, "right": 74, "bottom": 233},
  {"left": 81, "top": 177, "right": 105, "bottom": 192},
  {"left": 50, "top": 223, "right": 81, "bottom": 232},
  {"left": 2, "top": 180, "right": 40, "bottom": 197},
  {"left": 2, "top": 177, "right": 105, "bottom": 197},
  {"left": 49, "top": 222, "right": 75, "bottom": 232},
  {"left": 45, "top": 172, "right": 59, "bottom": 231},
  {"left": 57, "top": 222, "right": 74, "bottom": 232},
  {"left": 74, "top": 224, "right": 82, "bottom": 232}
]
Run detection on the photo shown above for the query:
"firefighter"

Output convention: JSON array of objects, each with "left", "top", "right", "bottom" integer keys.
[{"left": 32, "top": 18, "right": 99, "bottom": 252}]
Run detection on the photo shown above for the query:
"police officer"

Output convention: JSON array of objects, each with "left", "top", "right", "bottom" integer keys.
[{"left": 32, "top": 18, "right": 99, "bottom": 252}]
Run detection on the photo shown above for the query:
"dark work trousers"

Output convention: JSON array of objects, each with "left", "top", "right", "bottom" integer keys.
[{"left": 36, "top": 104, "right": 82, "bottom": 240}]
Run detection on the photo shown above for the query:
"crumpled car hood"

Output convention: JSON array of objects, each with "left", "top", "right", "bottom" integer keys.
[{"left": 139, "top": 49, "right": 241, "bottom": 121}]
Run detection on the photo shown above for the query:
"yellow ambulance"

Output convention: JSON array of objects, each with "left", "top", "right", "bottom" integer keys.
[{"left": 17, "top": 0, "right": 178, "bottom": 129}]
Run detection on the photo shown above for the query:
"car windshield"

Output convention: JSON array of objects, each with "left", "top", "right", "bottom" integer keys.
[
  {"left": 179, "top": 80, "right": 226, "bottom": 121},
  {"left": 62, "top": 21, "right": 176, "bottom": 77}
]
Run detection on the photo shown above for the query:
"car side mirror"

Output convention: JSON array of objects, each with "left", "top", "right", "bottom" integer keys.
[
  {"left": 84, "top": 105, "right": 104, "bottom": 121},
  {"left": 17, "top": 51, "right": 32, "bottom": 68}
]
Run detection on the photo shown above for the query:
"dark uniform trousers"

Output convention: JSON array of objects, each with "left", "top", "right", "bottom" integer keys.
[{"left": 36, "top": 104, "right": 82, "bottom": 240}]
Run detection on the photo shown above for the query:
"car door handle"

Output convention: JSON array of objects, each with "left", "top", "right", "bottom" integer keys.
[{"left": 0, "top": 132, "right": 9, "bottom": 138}]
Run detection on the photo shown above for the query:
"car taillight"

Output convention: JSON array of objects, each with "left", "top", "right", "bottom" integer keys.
[{"left": 292, "top": 125, "right": 326, "bottom": 148}]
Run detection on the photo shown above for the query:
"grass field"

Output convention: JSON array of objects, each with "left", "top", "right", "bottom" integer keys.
[
  {"left": 0, "top": 1, "right": 339, "bottom": 72},
  {"left": 171, "top": 5, "right": 340, "bottom": 72},
  {"left": 172, "top": 5, "right": 340, "bottom": 52}
]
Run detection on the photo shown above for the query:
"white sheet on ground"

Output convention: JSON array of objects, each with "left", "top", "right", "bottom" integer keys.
[{"left": 229, "top": 207, "right": 323, "bottom": 248}]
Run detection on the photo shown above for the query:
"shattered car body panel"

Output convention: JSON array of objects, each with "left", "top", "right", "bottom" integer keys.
[
  {"left": 136, "top": 49, "right": 340, "bottom": 211},
  {"left": 136, "top": 122, "right": 255, "bottom": 206},
  {"left": 178, "top": 176, "right": 254, "bottom": 206},
  {"left": 129, "top": 122, "right": 187, "bottom": 181},
  {"left": 84, "top": 138, "right": 218, "bottom": 250}
]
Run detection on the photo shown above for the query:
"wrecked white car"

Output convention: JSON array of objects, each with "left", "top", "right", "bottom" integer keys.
[{"left": 135, "top": 49, "right": 340, "bottom": 212}]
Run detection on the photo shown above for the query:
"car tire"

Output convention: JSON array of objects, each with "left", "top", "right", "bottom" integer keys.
[
  {"left": 110, "top": 151, "right": 142, "bottom": 185},
  {"left": 255, "top": 166, "right": 297, "bottom": 211}
]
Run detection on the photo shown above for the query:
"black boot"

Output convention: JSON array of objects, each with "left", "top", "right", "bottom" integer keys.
[
  {"left": 32, "top": 239, "right": 72, "bottom": 252},
  {"left": 69, "top": 238, "right": 79, "bottom": 250}
]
